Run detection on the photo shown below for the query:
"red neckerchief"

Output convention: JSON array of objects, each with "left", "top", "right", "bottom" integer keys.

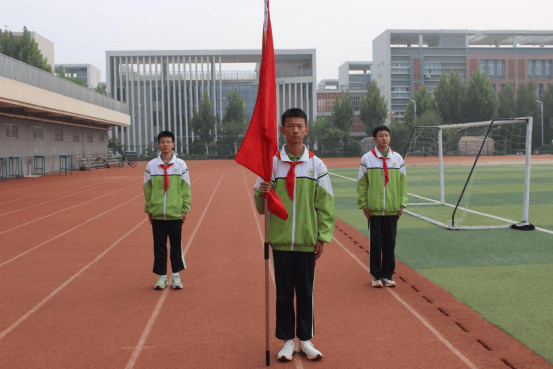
[
  {"left": 159, "top": 163, "right": 174, "bottom": 194},
  {"left": 276, "top": 149, "right": 315, "bottom": 201},
  {"left": 372, "top": 148, "right": 390, "bottom": 186}
]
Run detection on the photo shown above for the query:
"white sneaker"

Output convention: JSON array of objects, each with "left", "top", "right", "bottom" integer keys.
[
  {"left": 371, "top": 278, "right": 383, "bottom": 288},
  {"left": 172, "top": 275, "right": 183, "bottom": 290},
  {"left": 277, "top": 339, "right": 296, "bottom": 362},
  {"left": 154, "top": 276, "right": 168, "bottom": 290},
  {"left": 382, "top": 278, "right": 396, "bottom": 287},
  {"left": 299, "top": 340, "right": 322, "bottom": 360}
]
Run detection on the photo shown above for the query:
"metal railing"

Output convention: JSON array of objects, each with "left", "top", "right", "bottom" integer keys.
[
  {"left": 318, "top": 84, "right": 368, "bottom": 91},
  {"left": 0, "top": 54, "right": 129, "bottom": 115}
]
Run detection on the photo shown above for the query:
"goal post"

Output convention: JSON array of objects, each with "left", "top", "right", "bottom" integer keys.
[{"left": 402, "top": 117, "right": 534, "bottom": 230}]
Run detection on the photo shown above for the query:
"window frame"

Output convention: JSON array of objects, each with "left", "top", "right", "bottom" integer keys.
[{"left": 6, "top": 124, "right": 17, "bottom": 139}]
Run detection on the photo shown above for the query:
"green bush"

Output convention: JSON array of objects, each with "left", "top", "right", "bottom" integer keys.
[{"left": 539, "top": 144, "right": 552, "bottom": 154}]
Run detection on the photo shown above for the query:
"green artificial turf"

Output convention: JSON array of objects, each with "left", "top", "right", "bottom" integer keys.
[
  {"left": 419, "top": 264, "right": 553, "bottom": 363},
  {"left": 328, "top": 165, "right": 553, "bottom": 363}
]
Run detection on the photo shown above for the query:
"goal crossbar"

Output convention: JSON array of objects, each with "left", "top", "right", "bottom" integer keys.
[{"left": 404, "top": 117, "right": 534, "bottom": 230}]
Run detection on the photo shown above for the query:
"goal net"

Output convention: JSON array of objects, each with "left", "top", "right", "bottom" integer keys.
[{"left": 403, "top": 117, "right": 534, "bottom": 230}]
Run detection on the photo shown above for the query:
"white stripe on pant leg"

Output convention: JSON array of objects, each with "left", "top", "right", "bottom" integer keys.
[
  {"left": 311, "top": 267, "right": 315, "bottom": 339},
  {"left": 181, "top": 240, "right": 186, "bottom": 269}
]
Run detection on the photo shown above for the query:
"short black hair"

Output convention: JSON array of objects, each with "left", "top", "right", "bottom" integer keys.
[
  {"left": 157, "top": 131, "right": 175, "bottom": 143},
  {"left": 372, "top": 125, "right": 390, "bottom": 137},
  {"left": 281, "top": 108, "right": 307, "bottom": 127}
]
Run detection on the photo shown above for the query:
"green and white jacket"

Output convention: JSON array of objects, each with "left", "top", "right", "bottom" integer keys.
[
  {"left": 254, "top": 145, "right": 335, "bottom": 252},
  {"left": 357, "top": 148, "right": 407, "bottom": 216},
  {"left": 144, "top": 154, "right": 191, "bottom": 220}
]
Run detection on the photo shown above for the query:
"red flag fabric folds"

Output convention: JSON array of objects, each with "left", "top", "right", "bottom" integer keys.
[{"left": 235, "top": 0, "right": 288, "bottom": 220}]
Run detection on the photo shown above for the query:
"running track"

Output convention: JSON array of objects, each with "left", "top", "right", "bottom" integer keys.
[{"left": 0, "top": 160, "right": 550, "bottom": 369}]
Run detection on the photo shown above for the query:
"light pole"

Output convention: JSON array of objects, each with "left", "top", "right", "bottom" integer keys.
[
  {"left": 536, "top": 99, "right": 544, "bottom": 147},
  {"left": 411, "top": 99, "right": 416, "bottom": 122}
]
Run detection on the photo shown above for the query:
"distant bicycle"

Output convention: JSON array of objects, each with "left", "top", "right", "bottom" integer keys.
[{"left": 121, "top": 157, "right": 137, "bottom": 168}]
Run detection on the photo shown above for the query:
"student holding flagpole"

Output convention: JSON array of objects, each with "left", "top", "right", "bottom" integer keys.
[{"left": 254, "top": 108, "right": 335, "bottom": 362}]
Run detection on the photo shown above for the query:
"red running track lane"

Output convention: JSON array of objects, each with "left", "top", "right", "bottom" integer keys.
[{"left": 0, "top": 161, "right": 551, "bottom": 369}]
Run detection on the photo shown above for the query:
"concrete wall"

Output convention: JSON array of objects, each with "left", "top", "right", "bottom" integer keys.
[{"left": 0, "top": 116, "right": 108, "bottom": 173}]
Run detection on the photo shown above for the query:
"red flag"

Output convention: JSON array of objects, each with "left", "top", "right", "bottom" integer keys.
[{"left": 235, "top": 0, "right": 288, "bottom": 220}]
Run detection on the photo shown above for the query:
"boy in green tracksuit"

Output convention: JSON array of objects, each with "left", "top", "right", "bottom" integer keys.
[
  {"left": 255, "top": 108, "right": 335, "bottom": 362},
  {"left": 357, "top": 125, "right": 407, "bottom": 288},
  {"left": 143, "top": 131, "right": 191, "bottom": 290}
]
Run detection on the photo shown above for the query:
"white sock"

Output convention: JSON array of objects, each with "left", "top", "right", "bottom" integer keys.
[
  {"left": 160, "top": 275, "right": 167, "bottom": 279},
  {"left": 172, "top": 273, "right": 179, "bottom": 278}
]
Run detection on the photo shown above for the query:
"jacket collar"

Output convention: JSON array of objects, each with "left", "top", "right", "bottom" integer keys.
[
  {"left": 372, "top": 148, "right": 393, "bottom": 159},
  {"left": 155, "top": 153, "right": 176, "bottom": 166},
  {"left": 279, "top": 145, "right": 309, "bottom": 162}
]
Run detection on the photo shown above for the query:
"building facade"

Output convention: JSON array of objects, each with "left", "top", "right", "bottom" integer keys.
[
  {"left": 105, "top": 49, "right": 317, "bottom": 154},
  {"left": 54, "top": 64, "right": 102, "bottom": 89},
  {"left": 1, "top": 54, "right": 129, "bottom": 175},
  {"left": 372, "top": 30, "right": 553, "bottom": 122},
  {"left": 317, "top": 61, "right": 371, "bottom": 137}
]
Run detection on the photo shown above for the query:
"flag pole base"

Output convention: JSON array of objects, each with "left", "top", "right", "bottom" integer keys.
[{"left": 266, "top": 350, "right": 270, "bottom": 366}]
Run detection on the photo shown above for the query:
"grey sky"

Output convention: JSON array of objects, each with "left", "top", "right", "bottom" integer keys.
[{"left": 3, "top": 0, "right": 552, "bottom": 83}]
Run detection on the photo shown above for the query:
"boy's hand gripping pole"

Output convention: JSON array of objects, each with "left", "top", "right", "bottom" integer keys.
[{"left": 264, "top": 198, "right": 270, "bottom": 366}]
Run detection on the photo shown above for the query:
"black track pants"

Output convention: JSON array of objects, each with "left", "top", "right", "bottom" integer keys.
[
  {"left": 368, "top": 215, "right": 398, "bottom": 280},
  {"left": 272, "top": 249, "right": 316, "bottom": 341},
  {"left": 152, "top": 219, "right": 186, "bottom": 275}
]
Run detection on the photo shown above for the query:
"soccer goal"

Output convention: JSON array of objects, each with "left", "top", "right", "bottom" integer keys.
[{"left": 403, "top": 117, "right": 534, "bottom": 230}]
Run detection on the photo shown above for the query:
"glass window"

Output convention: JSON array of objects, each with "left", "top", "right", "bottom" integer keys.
[
  {"left": 73, "top": 131, "right": 79, "bottom": 142},
  {"left": 528, "top": 61, "right": 533, "bottom": 76},
  {"left": 546, "top": 61, "right": 551, "bottom": 76},
  {"left": 488, "top": 61, "right": 494, "bottom": 76},
  {"left": 32, "top": 126, "right": 43, "bottom": 140},
  {"left": 480, "top": 60, "right": 485, "bottom": 73},
  {"left": 55, "top": 129, "right": 63, "bottom": 141},
  {"left": 497, "top": 60, "right": 504, "bottom": 76},
  {"left": 535, "top": 61, "right": 542, "bottom": 76},
  {"left": 6, "top": 124, "right": 17, "bottom": 139}
]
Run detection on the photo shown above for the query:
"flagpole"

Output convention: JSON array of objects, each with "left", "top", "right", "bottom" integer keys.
[{"left": 264, "top": 198, "right": 270, "bottom": 366}]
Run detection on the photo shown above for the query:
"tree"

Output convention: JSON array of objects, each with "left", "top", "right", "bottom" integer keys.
[
  {"left": 498, "top": 82, "right": 517, "bottom": 118},
  {"left": 541, "top": 87, "right": 553, "bottom": 147},
  {"left": 464, "top": 71, "right": 498, "bottom": 123},
  {"left": 310, "top": 117, "right": 344, "bottom": 154},
  {"left": 403, "top": 85, "right": 437, "bottom": 126},
  {"left": 57, "top": 65, "right": 88, "bottom": 87},
  {"left": 331, "top": 90, "right": 354, "bottom": 133},
  {"left": 57, "top": 65, "right": 66, "bottom": 79},
  {"left": 95, "top": 83, "right": 109, "bottom": 96},
  {"left": 108, "top": 137, "right": 123, "bottom": 155},
  {"left": 190, "top": 90, "right": 216, "bottom": 147},
  {"left": 0, "top": 27, "right": 52, "bottom": 73},
  {"left": 434, "top": 70, "right": 467, "bottom": 124},
  {"left": 359, "top": 81, "right": 388, "bottom": 136},
  {"left": 403, "top": 99, "right": 416, "bottom": 127},
  {"left": 516, "top": 83, "right": 541, "bottom": 148},
  {"left": 219, "top": 89, "right": 247, "bottom": 155}
]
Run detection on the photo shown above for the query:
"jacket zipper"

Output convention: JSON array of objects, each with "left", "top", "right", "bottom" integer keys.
[
  {"left": 382, "top": 155, "right": 386, "bottom": 215},
  {"left": 291, "top": 165, "right": 297, "bottom": 251}
]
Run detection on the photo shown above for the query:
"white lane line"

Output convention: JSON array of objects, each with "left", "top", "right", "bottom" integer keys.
[
  {"left": 0, "top": 177, "right": 128, "bottom": 206},
  {"left": 0, "top": 183, "right": 137, "bottom": 235},
  {"left": 125, "top": 166, "right": 227, "bottom": 369},
  {"left": 328, "top": 171, "right": 553, "bottom": 235},
  {"left": 0, "top": 193, "right": 143, "bottom": 268},
  {"left": 0, "top": 181, "right": 119, "bottom": 215},
  {"left": 333, "top": 237, "right": 478, "bottom": 369},
  {"left": 0, "top": 219, "right": 147, "bottom": 340},
  {"left": 240, "top": 168, "right": 303, "bottom": 369}
]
